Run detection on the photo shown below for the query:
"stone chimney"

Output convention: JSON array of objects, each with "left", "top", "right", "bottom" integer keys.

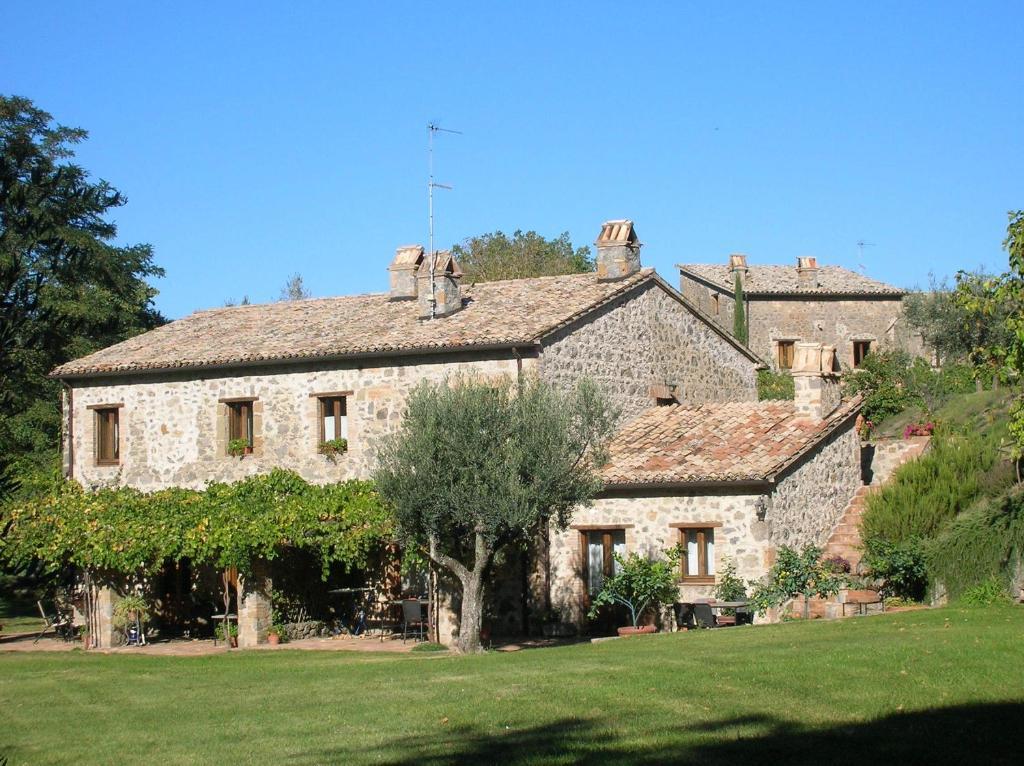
[
  {"left": 388, "top": 245, "right": 425, "bottom": 300},
  {"left": 416, "top": 250, "right": 463, "bottom": 318},
  {"left": 792, "top": 342, "right": 842, "bottom": 420},
  {"left": 594, "top": 219, "right": 642, "bottom": 281},
  {"left": 729, "top": 253, "right": 748, "bottom": 287},
  {"left": 796, "top": 256, "right": 819, "bottom": 290}
]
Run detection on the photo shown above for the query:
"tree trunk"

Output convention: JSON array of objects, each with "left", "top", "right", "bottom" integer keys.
[
  {"left": 456, "top": 570, "right": 486, "bottom": 654},
  {"left": 427, "top": 532, "right": 493, "bottom": 654}
]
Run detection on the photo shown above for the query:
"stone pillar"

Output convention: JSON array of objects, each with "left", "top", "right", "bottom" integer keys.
[
  {"left": 94, "top": 584, "right": 122, "bottom": 649},
  {"left": 237, "top": 559, "right": 272, "bottom": 648}
]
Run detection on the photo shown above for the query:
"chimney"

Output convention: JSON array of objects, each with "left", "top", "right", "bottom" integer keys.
[
  {"left": 594, "top": 219, "right": 641, "bottom": 281},
  {"left": 388, "top": 245, "right": 425, "bottom": 300},
  {"left": 792, "top": 342, "right": 842, "bottom": 420},
  {"left": 796, "top": 256, "right": 819, "bottom": 289},
  {"left": 417, "top": 251, "right": 463, "bottom": 318},
  {"left": 729, "top": 253, "right": 748, "bottom": 288}
]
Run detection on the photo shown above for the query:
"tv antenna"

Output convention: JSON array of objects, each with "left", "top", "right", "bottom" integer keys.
[
  {"left": 856, "top": 240, "right": 875, "bottom": 272},
  {"left": 428, "top": 123, "right": 461, "bottom": 318}
]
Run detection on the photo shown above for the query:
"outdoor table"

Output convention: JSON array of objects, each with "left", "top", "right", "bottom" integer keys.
[{"left": 210, "top": 613, "right": 237, "bottom": 646}]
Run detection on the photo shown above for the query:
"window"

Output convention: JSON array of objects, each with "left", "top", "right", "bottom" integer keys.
[
  {"left": 318, "top": 395, "right": 348, "bottom": 444},
  {"left": 853, "top": 340, "right": 872, "bottom": 367},
  {"left": 777, "top": 340, "right": 796, "bottom": 370},
  {"left": 678, "top": 527, "right": 716, "bottom": 582},
  {"left": 227, "top": 400, "right": 254, "bottom": 450},
  {"left": 582, "top": 529, "right": 626, "bottom": 595},
  {"left": 711, "top": 293, "right": 720, "bottom": 315},
  {"left": 94, "top": 407, "right": 120, "bottom": 465}
]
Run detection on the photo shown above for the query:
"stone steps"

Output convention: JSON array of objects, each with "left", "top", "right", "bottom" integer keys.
[{"left": 784, "top": 438, "right": 932, "bottom": 621}]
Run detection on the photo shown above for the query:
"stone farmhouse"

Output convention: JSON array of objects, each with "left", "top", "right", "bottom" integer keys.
[
  {"left": 52, "top": 220, "right": 864, "bottom": 646},
  {"left": 678, "top": 254, "right": 921, "bottom": 370}
]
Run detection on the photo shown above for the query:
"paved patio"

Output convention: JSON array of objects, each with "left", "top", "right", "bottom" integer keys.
[
  {"left": 1, "top": 629, "right": 583, "bottom": 655},
  {"left": 0, "top": 630, "right": 427, "bottom": 655}
]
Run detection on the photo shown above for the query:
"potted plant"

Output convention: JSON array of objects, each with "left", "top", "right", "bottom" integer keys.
[
  {"left": 218, "top": 621, "right": 239, "bottom": 648},
  {"left": 227, "top": 438, "right": 252, "bottom": 458},
  {"left": 267, "top": 619, "right": 286, "bottom": 646},
  {"left": 319, "top": 437, "right": 348, "bottom": 459},
  {"left": 588, "top": 548, "right": 681, "bottom": 636},
  {"left": 112, "top": 594, "right": 149, "bottom": 646}
]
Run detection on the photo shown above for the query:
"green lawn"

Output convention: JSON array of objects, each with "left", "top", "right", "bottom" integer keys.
[
  {"left": 2, "top": 606, "right": 1022, "bottom": 765},
  {"left": 0, "top": 615, "right": 43, "bottom": 636}
]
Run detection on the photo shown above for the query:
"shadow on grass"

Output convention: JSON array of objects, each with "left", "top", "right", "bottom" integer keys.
[{"left": 294, "top": 702, "right": 1023, "bottom": 765}]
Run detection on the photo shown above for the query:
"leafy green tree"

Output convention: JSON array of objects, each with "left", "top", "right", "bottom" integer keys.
[
  {"left": 373, "top": 375, "right": 615, "bottom": 653},
  {"left": 749, "top": 545, "right": 844, "bottom": 620},
  {"left": 733, "top": 273, "right": 748, "bottom": 344},
  {"left": 0, "top": 95, "right": 164, "bottom": 490},
  {"left": 451, "top": 230, "right": 593, "bottom": 282},
  {"left": 587, "top": 549, "right": 681, "bottom": 628},
  {"left": 902, "top": 273, "right": 1003, "bottom": 367}
]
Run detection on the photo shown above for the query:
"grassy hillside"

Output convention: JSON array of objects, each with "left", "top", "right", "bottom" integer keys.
[
  {"left": 2, "top": 606, "right": 1023, "bottom": 765},
  {"left": 862, "top": 389, "right": 1022, "bottom": 601}
]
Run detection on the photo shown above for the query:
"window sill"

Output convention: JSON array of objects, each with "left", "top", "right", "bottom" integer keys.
[
  {"left": 680, "top": 577, "right": 716, "bottom": 585},
  {"left": 95, "top": 460, "right": 120, "bottom": 467}
]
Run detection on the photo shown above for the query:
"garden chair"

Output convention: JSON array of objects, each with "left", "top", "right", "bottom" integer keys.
[
  {"left": 401, "top": 599, "right": 426, "bottom": 642},
  {"left": 692, "top": 603, "right": 718, "bottom": 629},
  {"left": 34, "top": 600, "right": 73, "bottom": 644},
  {"left": 673, "top": 603, "right": 696, "bottom": 630}
]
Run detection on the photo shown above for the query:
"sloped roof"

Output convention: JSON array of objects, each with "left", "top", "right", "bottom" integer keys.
[
  {"left": 600, "top": 397, "right": 861, "bottom": 486},
  {"left": 54, "top": 268, "right": 756, "bottom": 379},
  {"left": 677, "top": 263, "right": 904, "bottom": 296}
]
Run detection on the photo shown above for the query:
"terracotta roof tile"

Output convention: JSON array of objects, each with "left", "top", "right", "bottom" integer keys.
[
  {"left": 601, "top": 397, "right": 861, "bottom": 485},
  {"left": 52, "top": 269, "right": 658, "bottom": 378},
  {"left": 678, "top": 263, "right": 903, "bottom": 296}
]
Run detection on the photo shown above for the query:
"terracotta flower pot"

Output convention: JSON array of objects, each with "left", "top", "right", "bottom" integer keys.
[
  {"left": 229, "top": 636, "right": 238, "bottom": 648},
  {"left": 617, "top": 625, "right": 657, "bottom": 636},
  {"left": 268, "top": 633, "right": 280, "bottom": 646}
]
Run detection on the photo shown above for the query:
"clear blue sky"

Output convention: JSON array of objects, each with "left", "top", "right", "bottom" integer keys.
[{"left": 3, "top": 2, "right": 1021, "bottom": 319}]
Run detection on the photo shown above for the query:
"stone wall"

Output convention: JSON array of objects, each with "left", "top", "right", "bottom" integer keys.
[
  {"left": 767, "top": 421, "right": 862, "bottom": 550},
  {"left": 540, "top": 282, "right": 758, "bottom": 423},
  {"left": 67, "top": 352, "right": 530, "bottom": 490},
  {"left": 679, "top": 275, "right": 923, "bottom": 368},
  {"left": 547, "top": 490, "right": 770, "bottom": 631},
  {"left": 864, "top": 436, "right": 932, "bottom": 486}
]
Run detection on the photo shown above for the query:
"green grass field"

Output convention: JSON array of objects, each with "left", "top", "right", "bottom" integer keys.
[{"left": 2, "top": 606, "right": 1022, "bottom": 765}]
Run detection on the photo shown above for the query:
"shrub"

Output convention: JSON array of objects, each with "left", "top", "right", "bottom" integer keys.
[
  {"left": 861, "top": 432, "right": 1003, "bottom": 543},
  {"left": 843, "top": 350, "right": 921, "bottom": 423},
  {"left": 925, "top": 489, "right": 1024, "bottom": 600},
  {"left": 958, "top": 576, "right": 1013, "bottom": 606},
  {"left": 111, "top": 594, "right": 149, "bottom": 630},
  {"left": 713, "top": 558, "right": 747, "bottom": 602},
  {"left": 757, "top": 369, "right": 794, "bottom": 401},
  {"left": 861, "top": 538, "right": 928, "bottom": 601},
  {"left": 822, "top": 555, "right": 852, "bottom": 574}
]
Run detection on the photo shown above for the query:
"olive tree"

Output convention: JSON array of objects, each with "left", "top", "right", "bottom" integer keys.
[{"left": 373, "top": 375, "right": 616, "bottom": 653}]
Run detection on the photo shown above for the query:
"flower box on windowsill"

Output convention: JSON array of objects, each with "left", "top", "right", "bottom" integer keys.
[
  {"left": 319, "top": 438, "right": 348, "bottom": 460},
  {"left": 227, "top": 439, "right": 253, "bottom": 458}
]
